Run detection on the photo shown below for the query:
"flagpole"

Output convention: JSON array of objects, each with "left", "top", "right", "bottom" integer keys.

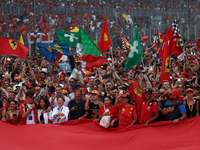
[
  {"left": 47, "top": 0, "right": 50, "bottom": 44},
  {"left": 141, "top": 55, "right": 144, "bottom": 68},
  {"left": 33, "top": 0, "right": 36, "bottom": 54},
  {"left": 28, "top": 0, "right": 31, "bottom": 55},
  {"left": 95, "top": 0, "right": 97, "bottom": 44},
  {"left": 5, "top": 0, "right": 9, "bottom": 37}
]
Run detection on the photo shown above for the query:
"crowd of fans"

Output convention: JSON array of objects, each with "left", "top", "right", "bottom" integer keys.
[{"left": 0, "top": 39, "right": 200, "bottom": 127}]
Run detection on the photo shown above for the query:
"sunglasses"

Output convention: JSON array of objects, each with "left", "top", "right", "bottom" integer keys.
[
  {"left": 69, "top": 81, "right": 75, "bottom": 83},
  {"left": 29, "top": 96, "right": 35, "bottom": 99},
  {"left": 34, "top": 89, "right": 40, "bottom": 91}
]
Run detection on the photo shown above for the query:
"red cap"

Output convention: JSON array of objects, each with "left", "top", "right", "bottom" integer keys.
[
  {"left": 182, "top": 72, "right": 189, "bottom": 78},
  {"left": 186, "top": 88, "right": 193, "bottom": 93},
  {"left": 169, "top": 89, "right": 180, "bottom": 97},
  {"left": 179, "top": 83, "right": 184, "bottom": 87},
  {"left": 37, "top": 83, "right": 42, "bottom": 87},
  {"left": 63, "top": 86, "right": 69, "bottom": 90},
  {"left": 80, "top": 88, "right": 87, "bottom": 94}
]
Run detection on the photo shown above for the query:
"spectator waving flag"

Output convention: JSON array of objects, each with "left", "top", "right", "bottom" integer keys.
[
  {"left": 76, "top": 27, "right": 104, "bottom": 70},
  {"left": 124, "top": 28, "right": 142, "bottom": 70},
  {"left": 120, "top": 29, "right": 127, "bottom": 51},
  {"left": 97, "top": 19, "right": 112, "bottom": 53},
  {"left": 0, "top": 37, "right": 29, "bottom": 59},
  {"left": 55, "top": 31, "right": 79, "bottom": 47},
  {"left": 37, "top": 43, "right": 72, "bottom": 62},
  {"left": 38, "top": 19, "right": 47, "bottom": 35}
]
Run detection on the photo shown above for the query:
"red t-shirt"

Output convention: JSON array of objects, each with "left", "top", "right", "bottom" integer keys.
[
  {"left": 139, "top": 100, "right": 159, "bottom": 124},
  {"left": 179, "top": 96, "right": 185, "bottom": 103},
  {"left": 118, "top": 103, "right": 137, "bottom": 127},
  {"left": 98, "top": 105, "right": 118, "bottom": 121}
]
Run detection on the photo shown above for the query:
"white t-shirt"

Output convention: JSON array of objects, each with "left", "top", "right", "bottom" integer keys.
[{"left": 26, "top": 104, "right": 36, "bottom": 125}]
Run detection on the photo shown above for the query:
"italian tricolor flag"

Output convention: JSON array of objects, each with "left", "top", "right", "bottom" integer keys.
[{"left": 76, "top": 27, "right": 105, "bottom": 70}]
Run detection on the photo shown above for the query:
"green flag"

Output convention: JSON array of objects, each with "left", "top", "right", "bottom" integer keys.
[
  {"left": 109, "top": 28, "right": 113, "bottom": 41},
  {"left": 124, "top": 28, "right": 142, "bottom": 70},
  {"left": 76, "top": 27, "right": 102, "bottom": 57},
  {"left": 55, "top": 30, "right": 79, "bottom": 47}
]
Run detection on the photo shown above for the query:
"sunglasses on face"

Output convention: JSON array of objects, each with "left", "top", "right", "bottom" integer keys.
[{"left": 34, "top": 89, "right": 40, "bottom": 91}]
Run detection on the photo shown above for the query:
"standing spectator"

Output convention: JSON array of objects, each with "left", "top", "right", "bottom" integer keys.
[
  {"left": 37, "top": 97, "right": 52, "bottom": 124},
  {"left": 115, "top": 93, "right": 137, "bottom": 127},
  {"left": 52, "top": 97, "right": 69, "bottom": 124},
  {"left": 161, "top": 89, "right": 187, "bottom": 123},
  {"left": 68, "top": 89, "right": 88, "bottom": 120},
  {"left": 6, "top": 100, "right": 21, "bottom": 125},
  {"left": 183, "top": 88, "right": 199, "bottom": 118},
  {"left": 19, "top": 91, "right": 38, "bottom": 125}
]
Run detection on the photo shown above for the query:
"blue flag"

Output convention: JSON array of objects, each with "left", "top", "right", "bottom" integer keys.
[{"left": 37, "top": 43, "right": 73, "bottom": 62}]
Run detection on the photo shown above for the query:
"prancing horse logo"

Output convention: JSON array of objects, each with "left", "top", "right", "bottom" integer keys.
[{"left": 9, "top": 39, "right": 18, "bottom": 50}]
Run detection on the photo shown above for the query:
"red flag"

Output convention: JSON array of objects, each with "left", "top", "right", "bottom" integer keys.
[
  {"left": 80, "top": 55, "right": 104, "bottom": 70},
  {"left": 19, "top": 25, "right": 27, "bottom": 38},
  {"left": 142, "top": 35, "right": 149, "bottom": 42},
  {"left": 198, "top": 39, "right": 200, "bottom": 50},
  {"left": 0, "top": 37, "right": 29, "bottom": 59},
  {"left": 97, "top": 19, "right": 112, "bottom": 53},
  {"left": 159, "top": 28, "right": 173, "bottom": 84},
  {"left": 38, "top": 19, "right": 47, "bottom": 34}
]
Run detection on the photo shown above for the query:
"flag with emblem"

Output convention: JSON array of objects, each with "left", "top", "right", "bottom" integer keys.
[
  {"left": 122, "top": 34, "right": 131, "bottom": 50},
  {"left": 76, "top": 27, "right": 104, "bottom": 70},
  {"left": 19, "top": 34, "right": 24, "bottom": 45},
  {"left": 38, "top": 18, "right": 47, "bottom": 34},
  {"left": 0, "top": 37, "right": 29, "bottom": 59},
  {"left": 97, "top": 19, "right": 112, "bottom": 53},
  {"left": 55, "top": 31, "right": 79, "bottom": 47},
  {"left": 124, "top": 27, "right": 142, "bottom": 70},
  {"left": 37, "top": 43, "right": 73, "bottom": 62},
  {"left": 19, "top": 25, "right": 27, "bottom": 38}
]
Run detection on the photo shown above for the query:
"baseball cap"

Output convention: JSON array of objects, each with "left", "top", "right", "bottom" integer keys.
[
  {"left": 62, "top": 89, "right": 68, "bottom": 94},
  {"left": 186, "top": 88, "right": 193, "bottom": 93},
  {"left": 193, "top": 85, "right": 200, "bottom": 90},
  {"left": 122, "top": 93, "right": 130, "bottom": 99},
  {"left": 80, "top": 88, "right": 87, "bottom": 94},
  {"left": 144, "top": 88, "right": 153, "bottom": 94},
  {"left": 169, "top": 89, "right": 180, "bottom": 97},
  {"left": 91, "top": 90, "right": 99, "bottom": 96},
  {"left": 71, "top": 84, "right": 80, "bottom": 90}
]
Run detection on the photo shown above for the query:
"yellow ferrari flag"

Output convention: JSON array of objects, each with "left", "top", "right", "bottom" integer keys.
[{"left": 19, "top": 34, "right": 24, "bottom": 45}]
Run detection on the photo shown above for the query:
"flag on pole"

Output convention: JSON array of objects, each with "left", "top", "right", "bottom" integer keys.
[
  {"left": 76, "top": 27, "right": 104, "bottom": 70},
  {"left": 124, "top": 28, "right": 142, "bottom": 70},
  {"left": 67, "top": 27, "right": 79, "bottom": 32},
  {"left": 122, "top": 34, "right": 131, "bottom": 50},
  {"left": 19, "top": 34, "right": 24, "bottom": 45},
  {"left": 97, "top": 19, "right": 112, "bottom": 53},
  {"left": 55, "top": 31, "right": 79, "bottom": 47},
  {"left": 19, "top": 25, "right": 27, "bottom": 38},
  {"left": 120, "top": 29, "right": 127, "bottom": 51},
  {"left": 38, "top": 19, "right": 47, "bottom": 34},
  {"left": 0, "top": 37, "right": 29, "bottom": 59}
]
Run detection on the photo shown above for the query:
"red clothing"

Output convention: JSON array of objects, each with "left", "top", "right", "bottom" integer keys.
[
  {"left": 118, "top": 103, "right": 137, "bottom": 127},
  {"left": 98, "top": 105, "right": 118, "bottom": 121},
  {"left": 7, "top": 110, "right": 19, "bottom": 125},
  {"left": 179, "top": 96, "right": 185, "bottom": 103},
  {"left": 19, "top": 102, "right": 38, "bottom": 125},
  {"left": 139, "top": 100, "right": 159, "bottom": 124}
]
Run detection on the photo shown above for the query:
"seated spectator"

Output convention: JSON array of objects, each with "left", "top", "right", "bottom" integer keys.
[
  {"left": 52, "top": 97, "right": 69, "bottom": 124},
  {"left": 68, "top": 89, "right": 88, "bottom": 120},
  {"left": 98, "top": 96, "right": 118, "bottom": 127},
  {"left": 6, "top": 100, "right": 21, "bottom": 125},
  {"left": 85, "top": 90, "right": 104, "bottom": 120},
  {"left": 20, "top": 91, "right": 38, "bottom": 125},
  {"left": 115, "top": 93, "right": 137, "bottom": 127},
  {"left": 183, "top": 88, "right": 199, "bottom": 118},
  {"left": 161, "top": 89, "right": 187, "bottom": 123},
  {"left": 37, "top": 97, "right": 52, "bottom": 124}
]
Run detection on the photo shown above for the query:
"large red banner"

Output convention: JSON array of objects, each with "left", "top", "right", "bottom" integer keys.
[{"left": 1, "top": 117, "right": 200, "bottom": 149}]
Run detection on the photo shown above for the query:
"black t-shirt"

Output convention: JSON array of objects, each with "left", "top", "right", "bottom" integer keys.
[
  {"left": 88, "top": 102, "right": 100, "bottom": 120},
  {"left": 68, "top": 99, "right": 86, "bottom": 120}
]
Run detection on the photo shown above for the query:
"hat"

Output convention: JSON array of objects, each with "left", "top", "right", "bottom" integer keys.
[
  {"left": 186, "top": 88, "right": 193, "bottom": 93},
  {"left": 15, "top": 76, "right": 21, "bottom": 80},
  {"left": 91, "top": 90, "right": 99, "bottom": 96},
  {"left": 76, "top": 60, "right": 81, "bottom": 63},
  {"left": 124, "top": 78, "right": 129, "bottom": 82},
  {"left": 185, "top": 84, "right": 193, "bottom": 89},
  {"left": 182, "top": 72, "right": 189, "bottom": 78},
  {"left": 13, "top": 85, "right": 20, "bottom": 91},
  {"left": 63, "top": 86, "right": 69, "bottom": 90},
  {"left": 85, "top": 71, "right": 90, "bottom": 76},
  {"left": 169, "top": 89, "right": 180, "bottom": 97},
  {"left": 41, "top": 68, "right": 48, "bottom": 74},
  {"left": 80, "top": 88, "right": 87, "bottom": 94},
  {"left": 62, "top": 89, "right": 68, "bottom": 94},
  {"left": 179, "top": 83, "right": 184, "bottom": 87},
  {"left": 193, "top": 85, "right": 200, "bottom": 90},
  {"left": 144, "top": 88, "right": 153, "bottom": 94},
  {"left": 83, "top": 76, "right": 89, "bottom": 83},
  {"left": 122, "top": 93, "right": 130, "bottom": 99},
  {"left": 71, "top": 83, "right": 80, "bottom": 89}
]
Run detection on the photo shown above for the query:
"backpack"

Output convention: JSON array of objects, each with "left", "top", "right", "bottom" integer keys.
[{"left": 164, "top": 102, "right": 183, "bottom": 121}]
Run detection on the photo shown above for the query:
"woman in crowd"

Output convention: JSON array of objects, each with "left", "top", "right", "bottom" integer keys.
[
  {"left": 6, "top": 100, "right": 21, "bottom": 125},
  {"left": 37, "top": 97, "right": 52, "bottom": 124},
  {"left": 183, "top": 88, "right": 199, "bottom": 118},
  {"left": 85, "top": 90, "right": 104, "bottom": 120},
  {"left": 98, "top": 96, "right": 118, "bottom": 127},
  {"left": 115, "top": 93, "right": 137, "bottom": 127},
  {"left": 52, "top": 97, "right": 69, "bottom": 124}
]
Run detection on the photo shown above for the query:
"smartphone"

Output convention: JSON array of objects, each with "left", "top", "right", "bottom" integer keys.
[{"left": 22, "top": 83, "right": 25, "bottom": 87}]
